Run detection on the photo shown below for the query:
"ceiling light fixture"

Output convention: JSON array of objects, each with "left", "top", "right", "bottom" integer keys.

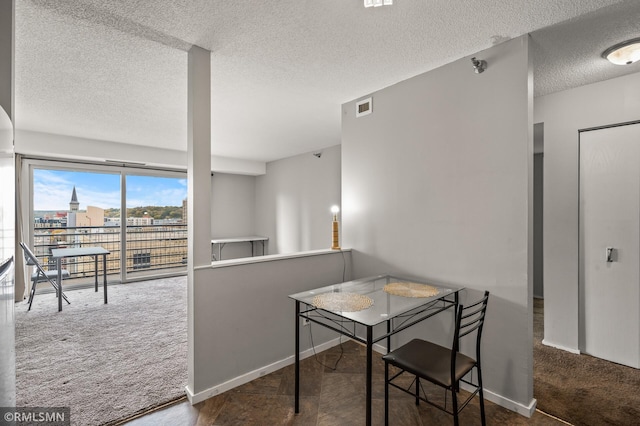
[
  {"left": 364, "top": 0, "right": 393, "bottom": 8},
  {"left": 602, "top": 38, "right": 640, "bottom": 65}
]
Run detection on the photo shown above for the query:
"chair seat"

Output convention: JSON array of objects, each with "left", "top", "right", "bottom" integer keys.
[
  {"left": 32, "top": 269, "right": 70, "bottom": 282},
  {"left": 382, "top": 338, "right": 476, "bottom": 388}
]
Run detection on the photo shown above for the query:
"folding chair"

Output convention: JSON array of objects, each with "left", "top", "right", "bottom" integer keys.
[{"left": 20, "top": 242, "right": 71, "bottom": 311}]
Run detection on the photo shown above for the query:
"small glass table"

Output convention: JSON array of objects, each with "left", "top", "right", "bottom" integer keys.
[{"left": 289, "top": 274, "right": 463, "bottom": 426}]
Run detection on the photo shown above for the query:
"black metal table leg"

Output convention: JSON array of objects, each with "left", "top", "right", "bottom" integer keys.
[
  {"left": 386, "top": 319, "right": 391, "bottom": 353},
  {"left": 103, "top": 254, "right": 108, "bottom": 304},
  {"left": 295, "top": 300, "right": 300, "bottom": 414},
  {"left": 366, "top": 326, "right": 373, "bottom": 426},
  {"left": 94, "top": 255, "right": 98, "bottom": 292},
  {"left": 57, "top": 258, "right": 62, "bottom": 312}
]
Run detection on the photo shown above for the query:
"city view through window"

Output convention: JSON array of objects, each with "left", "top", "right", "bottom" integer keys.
[{"left": 32, "top": 168, "right": 188, "bottom": 285}]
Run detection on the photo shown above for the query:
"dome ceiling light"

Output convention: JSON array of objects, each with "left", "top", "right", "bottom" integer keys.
[{"left": 602, "top": 38, "right": 640, "bottom": 65}]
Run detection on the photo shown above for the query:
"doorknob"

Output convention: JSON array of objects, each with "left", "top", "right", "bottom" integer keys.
[{"left": 606, "top": 247, "right": 615, "bottom": 262}]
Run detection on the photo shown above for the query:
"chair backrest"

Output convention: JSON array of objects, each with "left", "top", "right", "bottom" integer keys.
[
  {"left": 452, "top": 291, "right": 490, "bottom": 361},
  {"left": 20, "top": 241, "right": 51, "bottom": 280},
  {"left": 20, "top": 242, "right": 39, "bottom": 265}
]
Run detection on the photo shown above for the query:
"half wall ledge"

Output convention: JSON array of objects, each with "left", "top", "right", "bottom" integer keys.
[{"left": 195, "top": 248, "right": 352, "bottom": 270}]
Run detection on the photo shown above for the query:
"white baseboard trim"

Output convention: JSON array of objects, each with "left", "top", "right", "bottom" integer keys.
[
  {"left": 542, "top": 339, "right": 581, "bottom": 354},
  {"left": 460, "top": 382, "right": 537, "bottom": 418},
  {"left": 185, "top": 337, "right": 343, "bottom": 404},
  {"left": 372, "top": 342, "right": 386, "bottom": 355}
]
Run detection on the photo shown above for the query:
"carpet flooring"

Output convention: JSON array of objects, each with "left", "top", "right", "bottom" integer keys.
[
  {"left": 533, "top": 298, "right": 640, "bottom": 425},
  {"left": 15, "top": 276, "right": 187, "bottom": 426}
]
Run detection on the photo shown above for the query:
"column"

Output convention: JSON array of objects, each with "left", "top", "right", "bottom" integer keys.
[{"left": 186, "top": 45, "right": 212, "bottom": 398}]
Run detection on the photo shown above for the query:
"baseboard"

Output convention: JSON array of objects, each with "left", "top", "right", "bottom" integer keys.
[
  {"left": 542, "top": 339, "right": 581, "bottom": 354},
  {"left": 185, "top": 337, "right": 343, "bottom": 405},
  {"left": 460, "top": 382, "right": 537, "bottom": 418},
  {"left": 372, "top": 342, "right": 386, "bottom": 355}
]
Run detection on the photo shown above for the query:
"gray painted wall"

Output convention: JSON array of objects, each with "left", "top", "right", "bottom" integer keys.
[
  {"left": 14, "top": 130, "right": 265, "bottom": 175},
  {"left": 209, "top": 145, "right": 341, "bottom": 260},
  {"left": 255, "top": 145, "right": 341, "bottom": 255},
  {"left": 211, "top": 173, "right": 256, "bottom": 259},
  {"left": 342, "top": 36, "right": 534, "bottom": 409},
  {"left": 190, "top": 250, "right": 351, "bottom": 398},
  {"left": 534, "top": 70, "right": 640, "bottom": 351}
]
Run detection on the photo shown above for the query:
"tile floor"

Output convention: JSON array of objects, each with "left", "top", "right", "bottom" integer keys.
[{"left": 123, "top": 340, "right": 564, "bottom": 426}]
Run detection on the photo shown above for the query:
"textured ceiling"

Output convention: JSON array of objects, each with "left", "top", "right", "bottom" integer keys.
[
  {"left": 14, "top": 0, "right": 640, "bottom": 163},
  {"left": 531, "top": 0, "right": 640, "bottom": 96}
]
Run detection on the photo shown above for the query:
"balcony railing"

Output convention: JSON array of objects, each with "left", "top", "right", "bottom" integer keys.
[{"left": 32, "top": 224, "right": 187, "bottom": 283}]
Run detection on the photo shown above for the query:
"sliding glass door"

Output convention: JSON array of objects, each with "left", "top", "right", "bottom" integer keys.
[
  {"left": 124, "top": 174, "right": 187, "bottom": 279},
  {"left": 27, "top": 159, "right": 187, "bottom": 287},
  {"left": 32, "top": 167, "right": 121, "bottom": 288}
]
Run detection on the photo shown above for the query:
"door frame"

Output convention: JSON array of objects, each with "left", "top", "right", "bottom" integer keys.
[{"left": 577, "top": 119, "right": 640, "bottom": 359}]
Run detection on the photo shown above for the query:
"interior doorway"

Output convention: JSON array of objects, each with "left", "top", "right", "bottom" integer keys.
[{"left": 533, "top": 123, "right": 544, "bottom": 299}]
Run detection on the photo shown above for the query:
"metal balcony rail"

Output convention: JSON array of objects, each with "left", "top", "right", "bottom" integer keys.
[{"left": 32, "top": 224, "right": 187, "bottom": 282}]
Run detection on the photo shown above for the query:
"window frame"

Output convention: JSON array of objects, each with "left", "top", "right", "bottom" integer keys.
[{"left": 22, "top": 157, "right": 188, "bottom": 284}]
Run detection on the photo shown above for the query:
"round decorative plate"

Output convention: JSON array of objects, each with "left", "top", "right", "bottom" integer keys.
[
  {"left": 312, "top": 292, "right": 374, "bottom": 312},
  {"left": 383, "top": 282, "right": 440, "bottom": 298}
]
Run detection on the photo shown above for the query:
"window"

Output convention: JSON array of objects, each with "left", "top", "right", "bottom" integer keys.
[{"left": 26, "top": 159, "right": 187, "bottom": 287}]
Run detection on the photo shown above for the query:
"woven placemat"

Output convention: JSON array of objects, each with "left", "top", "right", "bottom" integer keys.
[
  {"left": 383, "top": 282, "right": 440, "bottom": 298},
  {"left": 312, "top": 292, "right": 374, "bottom": 312}
]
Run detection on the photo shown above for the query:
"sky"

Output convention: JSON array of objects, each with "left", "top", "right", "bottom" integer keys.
[{"left": 33, "top": 169, "right": 187, "bottom": 211}]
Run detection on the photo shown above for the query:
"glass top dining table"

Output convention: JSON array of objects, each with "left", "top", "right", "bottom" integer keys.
[
  {"left": 289, "top": 273, "right": 462, "bottom": 327},
  {"left": 289, "top": 273, "right": 463, "bottom": 426}
]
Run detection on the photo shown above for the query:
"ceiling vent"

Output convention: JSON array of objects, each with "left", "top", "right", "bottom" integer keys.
[{"left": 356, "top": 97, "right": 372, "bottom": 117}]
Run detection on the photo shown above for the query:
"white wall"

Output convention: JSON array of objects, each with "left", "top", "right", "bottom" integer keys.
[
  {"left": 0, "top": 1, "right": 14, "bottom": 405},
  {"left": 534, "top": 71, "right": 640, "bottom": 351},
  {"left": 211, "top": 173, "right": 256, "bottom": 259},
  {"left": 342, "top": 36, "right": 534, "bottom": 413},
  {"left": 188, "top": 249, "right": 351, "bottom": 403},
  {"left": 0, "top": 150, "right": 14, "bottom": 406},
  {"left": 255, "top": 145, "right": 341, "bottom": 254},
  {"left": 0, "top": 108, "right": 13, "bottom": 260},
  {"left": 14, "top": 130, "right": 265, "bottom": 176}
]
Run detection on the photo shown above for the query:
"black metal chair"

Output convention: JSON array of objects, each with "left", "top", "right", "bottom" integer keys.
[
  {"left": 382, "top": 291, "right": 490, "bottom": 426},
  {"left": 20, "top": 242, "right": 70, "bottom": 311}
]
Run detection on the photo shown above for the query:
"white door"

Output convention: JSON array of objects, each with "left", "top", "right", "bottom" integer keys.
[{"left": 580, "top": 123, "right": 640, "bottom": 368}]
